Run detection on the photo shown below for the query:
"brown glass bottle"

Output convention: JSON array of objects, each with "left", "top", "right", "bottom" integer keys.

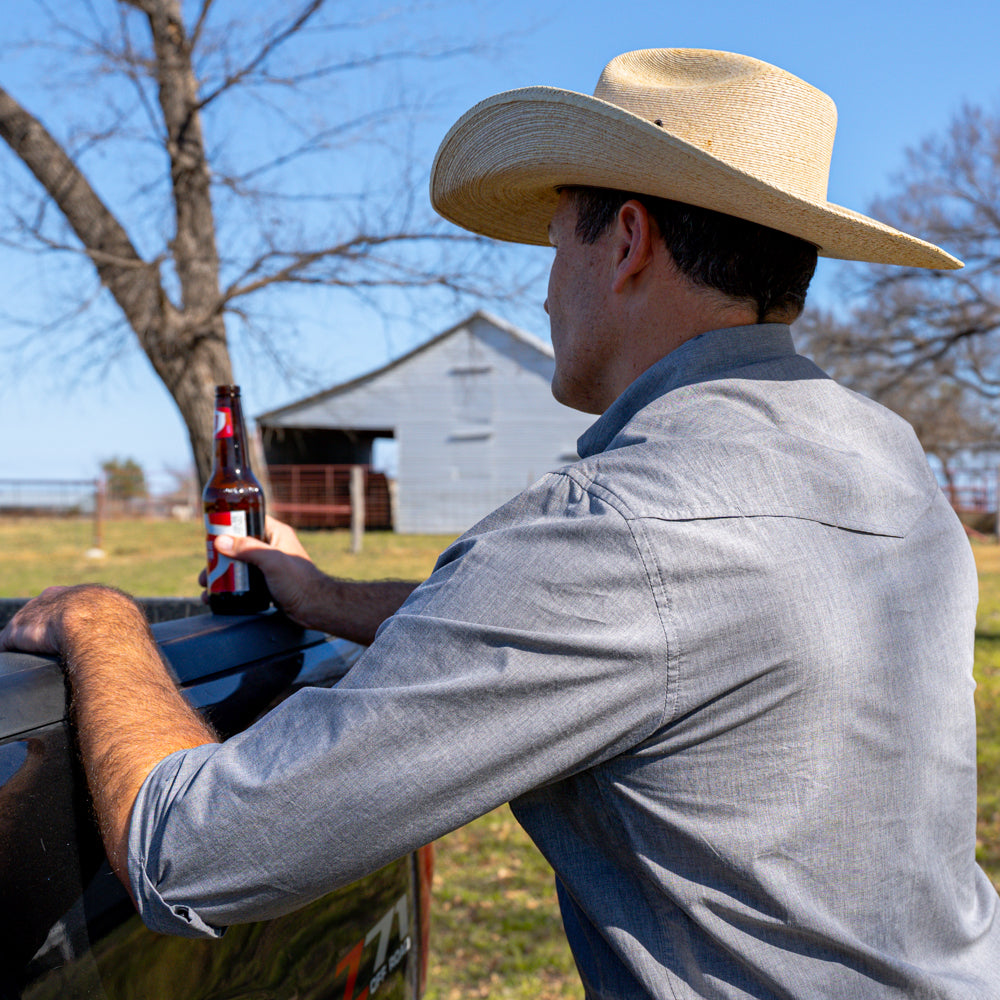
[{"left": 203, "top": 385, "right": 271, "bottom": 614}]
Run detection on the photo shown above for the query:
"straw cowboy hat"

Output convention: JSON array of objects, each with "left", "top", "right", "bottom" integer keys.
[{"left": 430, "top": 48, "right": 960, "bottom": 269}]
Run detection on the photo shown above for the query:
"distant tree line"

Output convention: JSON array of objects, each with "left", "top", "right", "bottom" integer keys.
[{"left": 101, "top": 457, "right": 147, "bottom": 502}]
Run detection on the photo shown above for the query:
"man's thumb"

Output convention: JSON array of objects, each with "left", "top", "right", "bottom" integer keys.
[{"left": 215, "top": 534, "right": 267, "bottom": 561}]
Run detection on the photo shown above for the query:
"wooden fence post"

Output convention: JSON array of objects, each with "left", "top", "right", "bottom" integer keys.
[
  {"left": 88, "top": 478, "right": 107, "bottom": 559},
  {"left": 350, "top": 465, "right": 366, "bottom": 554}
]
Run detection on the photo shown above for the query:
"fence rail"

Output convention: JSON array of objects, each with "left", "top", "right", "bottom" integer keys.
[
  {"left": 0, "top": 478, "right": 99, "bottom": 516},
  {"left": 267, "top": 464, "right": 393, "bottom": 530},
  {"left": 943, "top": 484, "right": 994, "bottom": 514},
  {"left": 0, "top": 478, "right": 107, "bottom": 552}
]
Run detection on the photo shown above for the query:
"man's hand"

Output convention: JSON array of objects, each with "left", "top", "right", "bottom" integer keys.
[
  {"left": 201, "top": 514, "right": 421, "bottom": 645},
  {"left": 200, "top": 515, "right": 328, "bottom": 627},
  {"left": 0, "top": 585, "right": 75, "bottom": 655}
]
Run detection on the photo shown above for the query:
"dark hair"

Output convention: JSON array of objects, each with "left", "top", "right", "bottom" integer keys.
[{"left": 567, "top": 187, "right": 818, "bottom": 322}]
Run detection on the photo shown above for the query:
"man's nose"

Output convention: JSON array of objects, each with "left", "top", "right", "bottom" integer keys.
[{"left": 543, "top": 298, "right": 549, "bottom": 315}]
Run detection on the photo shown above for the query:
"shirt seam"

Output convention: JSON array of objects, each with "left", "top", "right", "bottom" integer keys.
[
  {"left": 560, "top": 465, "right": 929, "bottom": 539},
  {"left": 558, "top": 468, "right": 678, "bottom": 732}
]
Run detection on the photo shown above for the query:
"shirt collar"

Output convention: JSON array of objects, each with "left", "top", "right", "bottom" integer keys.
[{"left": 577, "top": 324, "right": 797, "bottom": 459}]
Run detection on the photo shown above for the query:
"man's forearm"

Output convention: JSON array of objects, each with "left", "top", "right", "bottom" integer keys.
[
  {"left": 296, "top": 575, "right": 419, "bottom": 646},
  {"left": 61, "top": 588, "right": 218, "bottom": 889},
  {"left": 62, "top": 574, "right": 416, "bottom": 879}
]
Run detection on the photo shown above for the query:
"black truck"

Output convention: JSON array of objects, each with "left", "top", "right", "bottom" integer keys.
[{"left": 0, "top": 609, "right": 432, "bottom": 1000}]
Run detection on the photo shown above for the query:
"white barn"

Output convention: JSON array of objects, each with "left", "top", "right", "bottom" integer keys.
[{"left": 257, "top": 312, "right": 594, "bottom": 534}]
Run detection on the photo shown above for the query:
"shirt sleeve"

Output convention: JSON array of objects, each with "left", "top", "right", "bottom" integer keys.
[{"left": 127, "top": 469, "right": 671, "bottom": 936}]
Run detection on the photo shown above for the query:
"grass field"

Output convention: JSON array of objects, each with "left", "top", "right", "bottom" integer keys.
[
  {"left": 2, "top": 517, "right": 999, "bottom": 996},
  {"left": 0, "top": 517, "right": 456, "bottom": 596}
]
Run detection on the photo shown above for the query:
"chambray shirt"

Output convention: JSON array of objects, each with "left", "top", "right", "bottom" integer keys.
[{"left": 130, "top": 325, "right": 1000, "bottom": 998}]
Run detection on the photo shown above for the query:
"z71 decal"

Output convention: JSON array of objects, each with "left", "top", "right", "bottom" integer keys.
[{"left": 336, "top": 894, "right": 412, "bottom": 1000}]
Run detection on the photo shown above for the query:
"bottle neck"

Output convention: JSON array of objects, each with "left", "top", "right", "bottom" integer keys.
[{"left": 212, "top": 392, "right": 253, "bottom": 475}]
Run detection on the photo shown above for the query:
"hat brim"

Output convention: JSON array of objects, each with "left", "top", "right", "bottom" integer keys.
[{"left": 430, "top": 86, "right": 962, "bottom": 269}]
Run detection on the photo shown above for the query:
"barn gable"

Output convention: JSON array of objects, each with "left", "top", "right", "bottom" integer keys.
[{"left": 257, "top": 311, "right": 593, "bottom": 533}]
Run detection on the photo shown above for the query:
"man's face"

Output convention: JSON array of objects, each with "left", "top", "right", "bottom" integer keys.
[{"left": 545, "top": 192, "right": 619, "bottom": 414}]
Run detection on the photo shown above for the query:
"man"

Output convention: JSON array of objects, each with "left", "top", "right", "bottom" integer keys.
[{"left": 3, "top": 49, "right": 999, "bottom": 998}]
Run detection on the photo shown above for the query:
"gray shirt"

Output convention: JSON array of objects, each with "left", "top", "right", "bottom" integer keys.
[{"left": 130, "top": 324, "right": 1000, "bottom": 998}]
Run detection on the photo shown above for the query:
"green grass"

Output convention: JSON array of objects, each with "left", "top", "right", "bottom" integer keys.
[
  {"left": 0, "top": 517, "right": 456, "bottom": 597},
  {"left": 4, "top": 517, "right": 1000, "bottom": 996},
  {"left": 423, "top": 807, "right": 580, "bottom": 1000}
]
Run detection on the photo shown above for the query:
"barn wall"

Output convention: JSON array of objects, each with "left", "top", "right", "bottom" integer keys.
[
  {"left": 259, "top": 314, "right": 593, "bottom": 535},
  {"left": 394, "top": 316, "right": 590, "bottom": 533}
]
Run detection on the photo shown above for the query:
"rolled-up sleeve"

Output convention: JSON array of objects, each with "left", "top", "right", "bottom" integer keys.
[
  {"left": 129, "top": 745, "right": 228, "bottom": 936},
  {"left": 127, "top": 469, "right": 672, "bottom": 936}
]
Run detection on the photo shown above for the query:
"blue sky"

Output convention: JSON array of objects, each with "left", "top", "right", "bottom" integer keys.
[{"left": 1, "top": 0, "right": 998, "bottom": 491}]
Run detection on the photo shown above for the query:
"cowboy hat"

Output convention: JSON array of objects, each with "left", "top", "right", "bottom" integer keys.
[{"left": 430, "top": 48, "right": 961, "bottom": 269}]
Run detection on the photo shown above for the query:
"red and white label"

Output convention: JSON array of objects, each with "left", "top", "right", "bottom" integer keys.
[
  {"left": 205, "top": 510, "right": 249, "bottom": 593},
  {"left": 214, "top": 407, "right": 234, "bottom": 439}
]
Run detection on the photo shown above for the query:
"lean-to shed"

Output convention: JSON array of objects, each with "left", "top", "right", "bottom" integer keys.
[{"left": 257, "top": 311, "right": 593, "bottom": 534}]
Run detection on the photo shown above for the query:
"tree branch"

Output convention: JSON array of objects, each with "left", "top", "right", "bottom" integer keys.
[
  {"left": 0, "top": 83, "right": 164, "bottom": 339},
  {"left": 192, "top": 0, "right": 326, "bottom": 109},
  {"left": 221, "top": 231, "right": 484, "bottom": 301}
]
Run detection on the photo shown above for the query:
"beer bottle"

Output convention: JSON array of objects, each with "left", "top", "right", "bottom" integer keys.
[{"left": 203, "top": 385, "right": 271, "bottom": 614}]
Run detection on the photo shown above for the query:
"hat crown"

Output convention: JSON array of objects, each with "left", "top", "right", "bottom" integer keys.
[
  {"left": 593, "top": 49, "right": 837, "bottom": 203},
  {"left": 429, "top": 47, "right": 960, "bottom": 268}
]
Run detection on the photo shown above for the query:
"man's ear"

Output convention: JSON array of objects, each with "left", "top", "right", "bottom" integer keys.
[{"left": 611, "top": 200, "right": 657, "bottom": 294}]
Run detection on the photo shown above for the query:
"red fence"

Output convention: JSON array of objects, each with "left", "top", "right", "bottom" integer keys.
[
  {"left": 943, "top": 484, "right": 992, "bottom": 514},
  {"left": 267, "top": 465, "right": 392, "bottom": 530}
]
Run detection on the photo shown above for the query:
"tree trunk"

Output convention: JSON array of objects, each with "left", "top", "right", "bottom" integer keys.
[
  {"left": 158, "top": 318, "right": 235, "bottom": 487},
  {"left": 130, "top": 0, "right": 233, "bottom": 487},
  {"left": 0, "top": 1, "right": 236, "bottom": 488}
]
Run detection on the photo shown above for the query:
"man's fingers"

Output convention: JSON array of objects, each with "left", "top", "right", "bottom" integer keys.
[
  {"left": 214, "top": 533, "right": 272, "bottom": 563},
  {"left": 216, "top": 523, "right": 311, "bottom": 565},
  {"left": 203, "top": 533, "right": 286, "bottom": 606},
  {"left": 0, "top": 587, "right": 71, "bottom": 653},
  {"left": 263, "top": 516, "right": 311, "bottom": 561},
  {"left": 0, "top": 618, "right": 51, "bottom": 654}
]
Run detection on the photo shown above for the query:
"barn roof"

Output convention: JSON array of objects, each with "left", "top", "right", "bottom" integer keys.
[{"left": 256, "top": 311, "right": 552, "bottom": 423}]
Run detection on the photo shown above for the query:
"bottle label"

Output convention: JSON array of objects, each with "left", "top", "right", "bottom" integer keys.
[
  {"left": 205, "top": 510, "right": 250, "bottom": 594},
  {"left": 214, "top": 407, "right": 234, "bottom": 439}
]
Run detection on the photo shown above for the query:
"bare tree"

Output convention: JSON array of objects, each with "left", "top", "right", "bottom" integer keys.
[
  {"left": 797, "top": 100, "right": 1000, "bottom": 471},
  {"left": 0, "top": 0, "right": 513, "bottom": 485},
  {"left": 861, "top": 102, "right": 1000, "bottom": 398}
]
